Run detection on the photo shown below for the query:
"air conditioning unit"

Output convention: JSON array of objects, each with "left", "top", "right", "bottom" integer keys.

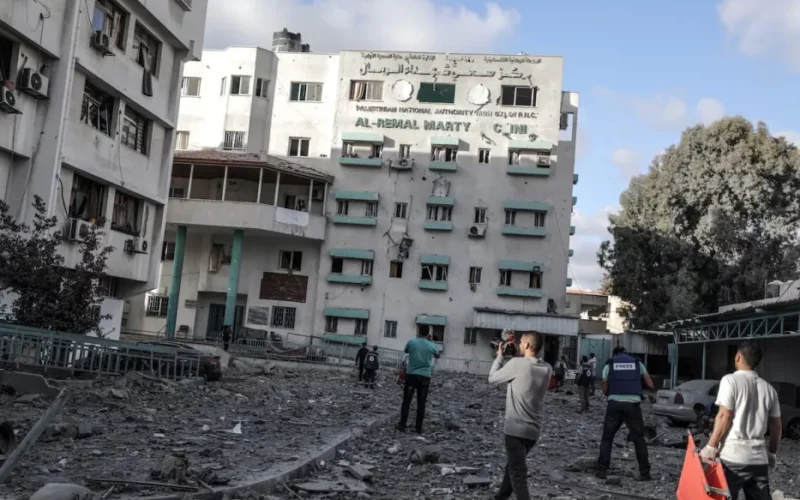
[
  {"left": 90, "top": 31, "right": 114, "bottom": 56},
  {"left": 537, "top": 156, "right": 551, "bottom": 166},
  {"left": 0, "top": 86, "right": 21, "bottom": 114},
  {"left": 395, "top": 158, "right": 412, "bottom": 169},
  {"left": 18, "top": 68, "right": 49, "bottom": 99},
  {"left": 125, "top": 238, "right": 149, "bottom": 254},
  {"left": 311, "top": 187, "right": 324, "bottom": 201},
  {"left": 468, "top": 224, "right": 486, "bottom": 238},
  {"left": 66, "top": 218, "right": 92, "bottom": 242}
]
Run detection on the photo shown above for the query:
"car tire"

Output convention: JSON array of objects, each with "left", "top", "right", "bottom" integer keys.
[{"left": 787, "top": 418, "right": 800, "bottom": 440}]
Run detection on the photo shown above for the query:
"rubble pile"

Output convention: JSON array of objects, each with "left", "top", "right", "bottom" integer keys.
[{"left": 0, "top": 367, "right": 398, "bottom": 498}]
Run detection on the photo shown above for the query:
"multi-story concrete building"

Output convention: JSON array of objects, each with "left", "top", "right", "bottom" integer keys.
[
  {"left": 0, "top": 0, "right": 208, "bottom": 334},
  {"left": 127, "top": 31, "right": 582, "bottom": 363}
]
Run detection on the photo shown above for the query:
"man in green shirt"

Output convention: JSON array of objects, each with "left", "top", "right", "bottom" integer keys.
[{"left": 397, "top": 332, "right": 440, "bottom": 434}]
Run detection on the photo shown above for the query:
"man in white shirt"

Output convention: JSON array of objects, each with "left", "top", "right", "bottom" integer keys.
[{"left": 700, "top": 341, "right": 781, "bottom": 500}]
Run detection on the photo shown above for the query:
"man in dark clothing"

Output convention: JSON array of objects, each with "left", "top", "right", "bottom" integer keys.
[
  {"left": 355, "top": 345, "right": 369, "bottom": 382},
  {"left": 596, "top": 346, "right": 654, "bottom": 481},
  {"left": 576, "top": 355, "right": 592, "bottom": 413},
  {"left": 221, "top": 325, "right": 231, "bottom": 352},
  {"left": 588, "top": 353, "right": 598, "bottom": 396},
  {"left": 364, "top": 346, "right": 379, "bottom": 389},
  {"left": 398, "top": 332, "right": 440, "bottom": 434}
]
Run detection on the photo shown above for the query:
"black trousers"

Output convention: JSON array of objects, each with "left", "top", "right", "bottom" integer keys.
[
  {"left": 496, "top": 434, "right": 536, "bottom": 500},
  {"left": 357, "top": 363, "right": 365, "bottom": 381},
  {"left": 722, "top": 462, "right": 771, "bottom": 500},
  {"left": 364, "top": 368, "right": 377, "bottom": 388},
  {"left": 399, "top": 374, "right": 430, "bottom": 432},
  {"left": 597, "top": 400, "right": 651, "bottom": 474}
]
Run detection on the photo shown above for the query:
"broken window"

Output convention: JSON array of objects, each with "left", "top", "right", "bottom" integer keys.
[
  {"left": 161, "top": 241, "right": 175, "bottom": 261},
  {"left": 501, "top": 85, "right": 538, "bottom": 107},
  {"left": 354, "top": 319, "right": 368, "bottom": 336},
  {"left": 365, "top": 202, "right": 378, "bottom": 218},
  {"left": 111, "top": 190, "right": 140, "bottom": 235},
  {"left": 289, "top": 137, "right": 310, "bottom": 157},
  {"left": 290, "top": 82, "right": 323, "bottom": 102},
  {"left": 336, "top": 200, "right": 349, "bottom": 215},
  {"left": 390, "top": 261, "right": 403, "bottom": 278},
  {"left": 469, "top": 267, "right": 482, "bottom": 284},
  {"left": 331, "top": 257, "right": 344, "bottom": 274},
  {"left": 342, "top": 142, "right": 356, "bottom": 157},
  {"left": 427, "top": 205, "right": 452, "bottom": 222},
  {"left": 81, "top": 81, "right": 114, "bottom": 136},
  {"left": 500, "top": 269, "right": 512, "bottom": 286},
  {"left": 505, "top": 210, "right": 517, "bottom": 225},
  {"left": 98, "top": 276, "right": 120, "bottom": 298},
  {"left": 478, "top": 149, "right": 490, "bottom": 164},
  {"left": 0, "top": 34, "right": 13, "bottom": 82},
  {"left": 325, "top": 316, "right": 338, "bottom": 333},
  {"left": 168, "top": 186, "right": 185, "bottom": 198},
  {"left": 400, "top": 145, "right": 411, "bottom": 159},
  {"left": 229, "top": 75, "right": 251, "bottom": 95},
  {"left": 271, "top": 306, "right": 296, "bottom": 329},
  {"left": 431, "top": 146, "right": 457, "bottom": 162},
  {"left": 417, "top": 324, "right": 445, "bottom": 342},
  {"left": 255, "top": 78, "right": 269, "bottom": 98},
  {"left": 279, "top": 250, "right": 303, "bottom": 271},
  {"left": 394, "top": 202, "right": 407, "bottom": 219},
  {"left": 463, "top": 328, "right": 477, "bottom": 345},
  {"left": 121, "top": 105, "right": 149, "bottom": 155},
  {"left": 371, "top": 144, "right": 383, "bottom": 158},
  {"left": 508, "top": 150, "right": 521, "bottom": 165},
  {"left": 533, "top": 211, "right": 546, "bottom": 228},
  {"left": 384, "top": 320, "right": 397, "bottom": 338},
  {"left": 131, "top": 23, "right": 160, "bottom": 76},
  {"left": 529, "top": 271, "right": 542, "bottom": 289},
  {"left": 418, "top": 82, "right": 455, "bottom": 104},
  {"left": 349, "top": 80, "right": 383, "bottom": 101},
  {"left": 175, "top": 131, "right": 189, "bottom": 150},
  {"left": 473, "top": 207, "right": 487, "bottom": 224},
  {"left": 69, "top": 175, "right": 107, "bottom": 223},
  {"left": 209, "top": 243, "right": 232, "bottom": 271},
  {"left": 421, "top": 264, "right": 448, "bottom": 282},
  {"left": 181, "top": 77, "right": 201, "bottom": 96},
  {"left": 223, "top": 131, "right": 247, "bottom": 151},
  {"left": 361, "top": 260, "right": 373, "bottom": 276},
  {"left": 146, "top": 295, "right": 168, "bottom": 317},
  {"left": 92, "top": 0, "right": 127, "bottom": 50}
]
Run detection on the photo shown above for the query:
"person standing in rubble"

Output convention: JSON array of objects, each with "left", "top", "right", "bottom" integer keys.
[
  {"left": 588, "top": 353, "right": 598, "bottom": 396},
  {"left": 397, "top": 332, "right": 440, "bottom": 434},
  {"left": 221, "top": 325, "right": 231, "bottom": 352},
  {"left": 363, "top": 346, "right": 379, "bottom": 389},
  {"left": 596, "top": 346, "right": 654, "bottom": 481},
  {"left": 554, "top": 356, "right": 568, "bottom": 390},
  {"left": 488, "top": 331, "right": 551, "bottom": 500},
  {"left": 576, "top": 355, "right": 592, "bottom": 413},
  {"left": 700, "top": 341, "right": 781, "bottom": 500},
  {"left": 355, "top": 344, "right": 369, "bottom": 382}
]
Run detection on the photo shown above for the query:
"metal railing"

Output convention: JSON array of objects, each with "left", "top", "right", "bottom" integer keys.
[{"left": 0, "top": 324, "right": 202, "bottom": 379}]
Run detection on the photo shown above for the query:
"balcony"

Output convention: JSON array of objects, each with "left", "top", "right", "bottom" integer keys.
[
  {"left": 327, "top": 274, "right": 372, "bottom": 285},
  {"left": 570, "top": 225, "right": 576, "bottom": 235},
  {"left": 496, "top": 287, "right": 543, "bottom": 298},
  {"left": 339, "top": 156, "right": 383, "bottom": 167},
  {"left": 572, "top": 196, "right": 577, "bottom": 206},
  {"left": 501, "top": 225, "right": 548, "bottom": 237},
  {"left": 573, "top": 173, "right": 579, "bottom": 185},
  {"left": 340, "top": 132, "right": 384, "bottom": 167},
  {"left": 506, "top": 165, "right": 551, "bottom": 176},
  {"left": 331, "top": 215, "right": 377, "bottom": 226},
  {"left": 429, "top": 161, "right": 458, "bottom": 172},
  {"left": 419, "top": 280, "right": 448, "bottom": 291},
  {"left": 423, "top": 221, "right": 453, "bottom": 231},
  {"left": 567, "top": 278, "right": 573, "bottom": 287}
]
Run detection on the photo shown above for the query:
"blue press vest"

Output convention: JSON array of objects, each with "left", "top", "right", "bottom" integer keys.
[{"left": 607, "top": 354, "right": 642, "bottom": 396}]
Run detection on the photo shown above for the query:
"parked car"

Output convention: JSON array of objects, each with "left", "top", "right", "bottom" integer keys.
[
  {"left": 654, "top": 378, "right": 800, "bottom": 440},
  {"left": 136, "top": 341, "right": 222, "bottom": 382}
]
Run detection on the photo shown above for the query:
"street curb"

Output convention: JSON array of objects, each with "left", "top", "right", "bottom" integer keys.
[{"left": 130, "top": 413, "right": 394, "bottom": 500}]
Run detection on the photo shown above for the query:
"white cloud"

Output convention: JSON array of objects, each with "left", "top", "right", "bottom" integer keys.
[
  {"left": 777, "top": 130, "right": 800, "bottom": 145},
  {"left": 204, "top": 0, "right": 520, "bottom": 53},
  {"left": 696, "top": 98, "right": 726, "bottom": 125},
  {"left": 611, "top": 148, "right": 642, "bottom": 180},
  {"left": 572, "top": 207, "right": 616, "bottom": 240},
  {"left": 567, "top": 207, "right": 619, "bottom": 290},
  {"left": 718, "top": 0, "right": 800, "bottom": 72}
]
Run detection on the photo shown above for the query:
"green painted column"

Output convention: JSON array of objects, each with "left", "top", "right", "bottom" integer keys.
[
  {"left": 224, "top": 229, "right": 244, "bottom": 328},
  {"left": 165, "top": 225, "right": 187, "bottom": 340}
]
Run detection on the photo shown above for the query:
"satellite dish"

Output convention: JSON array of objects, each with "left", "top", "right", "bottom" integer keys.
[
  {"left": 467, "top": 84, "right": 490, "bottom": 105},
  {"left": 392, "top": 80, "right": 413, "bottom": 102}
]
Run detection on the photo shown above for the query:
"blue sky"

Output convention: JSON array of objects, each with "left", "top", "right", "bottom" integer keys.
[{"left": 205, "top": 0, "right": 800, "bottom": 289}]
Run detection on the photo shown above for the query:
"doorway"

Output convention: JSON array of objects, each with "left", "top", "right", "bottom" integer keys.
[{"left": 206, "top": 303, "right": 244, "bottom": 340}]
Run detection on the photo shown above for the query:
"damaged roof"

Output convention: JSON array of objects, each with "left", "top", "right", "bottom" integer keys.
[{"left": 173, "top": 151, "right": 334, "bottom": 184}]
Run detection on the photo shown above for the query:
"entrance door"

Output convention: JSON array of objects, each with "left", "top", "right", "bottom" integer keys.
[{"left": 206, "top": 304, "right": 245, "bottom": 341}]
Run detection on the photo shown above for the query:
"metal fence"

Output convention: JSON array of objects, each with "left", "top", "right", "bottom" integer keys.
[{"left": 0, "top": 324, "right": 202, "bottom": 379}]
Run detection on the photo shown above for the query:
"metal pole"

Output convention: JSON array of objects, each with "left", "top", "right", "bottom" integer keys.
[
  {"left": 165, "top": 225, "right": 187, "bottom": 339},
  {"left": 702, "top": 342, "right": 707, "bottom": 380},
  {"left": 273, "top": 172, "right": 281, "bottom": 206}
]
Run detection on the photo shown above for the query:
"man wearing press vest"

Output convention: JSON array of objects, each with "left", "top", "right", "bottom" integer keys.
[{"left": 596, "top": 346, "right": 654, "bottom": 481}]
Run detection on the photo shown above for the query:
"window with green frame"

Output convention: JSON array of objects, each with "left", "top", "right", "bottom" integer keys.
[{"left": 418, "top": 82, "right": 455, "bottom": 104}]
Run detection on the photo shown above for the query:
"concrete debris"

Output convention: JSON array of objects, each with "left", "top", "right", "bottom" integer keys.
[
  {"left": 462, "top": 475, "right": 492, "bottom": 486},
  {"left": 407, "top": 446, "right": 440, "bottom": 464},
  {"left": 152, "top": 453, "right": 188, "bottom": 484},
  {"left": 28, "top": 483, "right": 100, "bottom": 500},
  {"left": 346, "top": 464, "right": 373, "bottom": 482},
  {"left": 774, "top": 491, "right": 800, "bottom": 500},
  {"left": 0, "top": 370, "right": 60, "bottom": 398},
  {"left": 294, "top": 478, "right": 368, "bottom": 493}
]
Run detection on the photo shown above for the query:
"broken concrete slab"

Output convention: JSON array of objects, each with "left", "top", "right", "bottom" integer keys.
[
  {"left": 294, "top": 478, "right": 368, "bottom": 493},
  {"left": 463, "top": 475, "right": 492, "bottom": 486},
  {"left": 0, "top": 370, "right": 59, "bottom": 398},
  {"left": 346, "top": 463, "right": 373, "bottom": 482}
]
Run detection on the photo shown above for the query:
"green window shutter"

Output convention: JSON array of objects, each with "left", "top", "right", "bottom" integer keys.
[{"left": 418, "top": 83, "right": 455, "bottom": 104}]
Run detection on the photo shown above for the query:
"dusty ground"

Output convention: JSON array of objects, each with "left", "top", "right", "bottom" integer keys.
[
  {"left": 263, "top": 379, "right": 800, "bottom": 500},
  {"left": 0, "top": 365, "right": 397, "bottom": 499}
]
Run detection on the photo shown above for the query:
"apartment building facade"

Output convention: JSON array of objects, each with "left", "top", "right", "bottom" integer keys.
[
  {"left": 0, "top": 0, "right": 208, "bottom": 333},
  {"left": 128, "top": 37, "right": 581, "bottom": 363}
]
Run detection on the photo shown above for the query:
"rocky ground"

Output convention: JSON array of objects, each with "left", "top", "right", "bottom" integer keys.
[
  {"left": 0, "top": 364, "right": 398, "bottom": 499},
  {"left": 3, "top": 367, "right": 799, "bottom": 500}
]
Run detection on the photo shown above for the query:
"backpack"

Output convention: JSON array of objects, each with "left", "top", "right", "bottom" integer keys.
[{"left": 365, "top": 352, "right": 379, "bottom": 370}]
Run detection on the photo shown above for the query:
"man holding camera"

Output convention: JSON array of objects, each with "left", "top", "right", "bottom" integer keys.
[{"left": 488, "top": 331, "right": 552, "bottom": 500}]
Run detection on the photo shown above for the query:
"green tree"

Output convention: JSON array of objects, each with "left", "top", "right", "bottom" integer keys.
[
  {"left": 0, "top": 196, "right": 114, "bottom": 335},
  {"left": 599, "top": 117, "right": 800, "bottom": 329}
]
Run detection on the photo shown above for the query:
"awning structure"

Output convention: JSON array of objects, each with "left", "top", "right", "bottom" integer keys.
[
  {"left": 431, "top": 137, "right": 460, "bottom": 147},
  {"left": 416, "top": 314, "right": 447, "bottom": 326},
  {"left": 498, "top": 260, "right": 543, "bottom": 272},
  {"left": 321, "top": 333, "right": 367, "bottom": 345},
  {"left": 503, "top": 200, "right": 551, "bottom": 212},
  {"left": 333, "top": 190, "right": 379, "bottom": 202},
  {"left": 420, "top": 254, "right": 450, "bottom": 266},
  {"left": 341, "top": 131, "right": 385, "bottom": 144},
  {"left": 472, "top": 307, "right": 579, "bottom": 336},
  {"left": 508, "top": 139, "right": 553, "bottom": 151},
  {"left": 329, "top": 248, "right": 375, "bottom": 260},
  {"left": 427, "top": 196, "right": 455, "bottom": 206},
  {"left": 323, "top": 307, "right": 369, "bottom": 319}
]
